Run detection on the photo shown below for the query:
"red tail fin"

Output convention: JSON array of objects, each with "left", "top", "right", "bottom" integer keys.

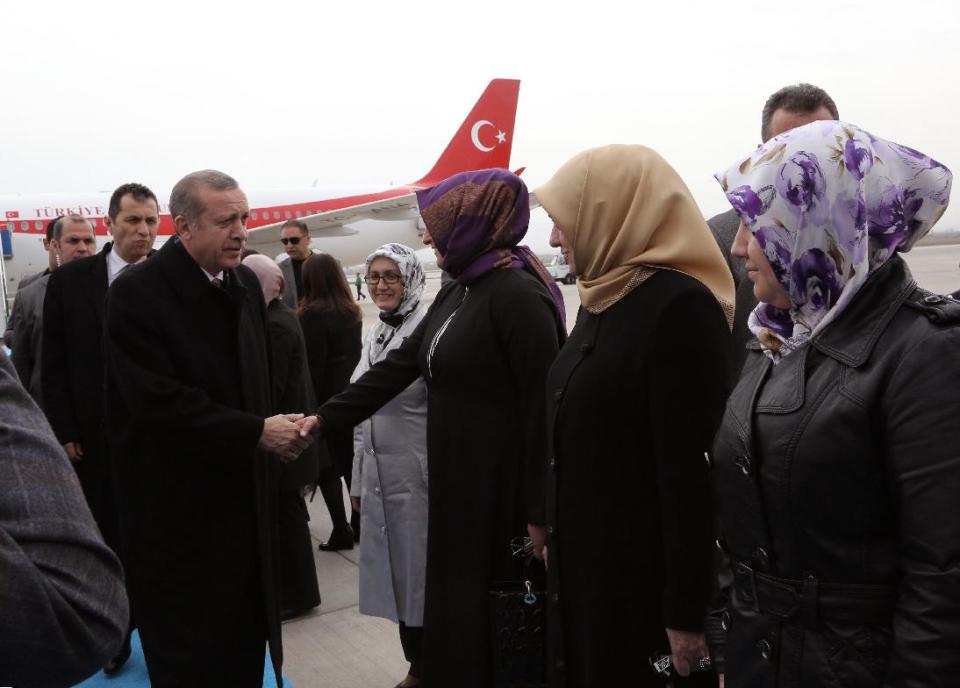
[{"left": 412, "top": 79, "right": 520, "bottom": 187}]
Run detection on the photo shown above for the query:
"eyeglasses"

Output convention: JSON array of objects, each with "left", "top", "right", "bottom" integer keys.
[
  {"left": 280, "top": 237, "right": 302, "bottom": 245},
  {"left": 365, "top": 272, "right": 402, "bottom": 285}
]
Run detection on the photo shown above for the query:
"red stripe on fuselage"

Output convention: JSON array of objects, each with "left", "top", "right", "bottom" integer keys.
[{"left": 3, "top": 186, "right": 418, "bottom": 236}]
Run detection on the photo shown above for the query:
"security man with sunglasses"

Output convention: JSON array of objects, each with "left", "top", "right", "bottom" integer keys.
[{"left": 278, "top": 220, "right": 316, "bottom": 308}]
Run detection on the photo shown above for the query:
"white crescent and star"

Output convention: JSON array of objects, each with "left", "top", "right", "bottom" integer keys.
[{"left": 470, "top": 120, "right": 507, "bottom": 152}]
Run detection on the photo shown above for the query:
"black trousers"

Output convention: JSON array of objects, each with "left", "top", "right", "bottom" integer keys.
[
  {"left": 399, "top": 622, "right": 424, "bottom": 679},
  {"left": 278, "top": 489, "right": 320, "bottom": 612}
]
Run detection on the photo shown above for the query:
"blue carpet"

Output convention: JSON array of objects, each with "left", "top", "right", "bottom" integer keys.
[{"left": 74, "top": 631, "right": 293, "bottom": 687}]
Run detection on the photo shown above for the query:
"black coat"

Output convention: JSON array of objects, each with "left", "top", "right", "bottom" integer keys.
[
  {"left": 104, "top": 238, "right": 282, "bottom": 686},
  {"left": 319, "top": 268, "right": 561, "bottom": 687},
  {"left": 300, "top": 307, "right": 361, "bottom": 477},
  {"left": 545, "top": 271, "right": 732, "bottom": 688},
  {"left": 267, "top": 299, "right": 324, "bottom": 489},
  {"left": 41, "top": 245, "right": 117, "bottom": 544},
  {"left": 708, "top": 256, "right": 960, "bottom": 687}
]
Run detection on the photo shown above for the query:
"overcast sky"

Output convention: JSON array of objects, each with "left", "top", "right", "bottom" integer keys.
[{"left": 2, "top": 0, "right": 958, "bottom": 245}]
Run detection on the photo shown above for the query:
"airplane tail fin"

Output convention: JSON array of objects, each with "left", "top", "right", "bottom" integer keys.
[{"left": 412, "top": 78, "right": 520, "bottom": 187}]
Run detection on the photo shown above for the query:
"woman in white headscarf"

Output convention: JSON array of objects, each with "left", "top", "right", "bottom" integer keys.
[{"left": 349, "top": 243, "right": 429, "bottom": 688}]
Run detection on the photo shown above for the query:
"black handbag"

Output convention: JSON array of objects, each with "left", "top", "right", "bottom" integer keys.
[{"left": 488, "top": 539, "right": 547, "bottom": 688}]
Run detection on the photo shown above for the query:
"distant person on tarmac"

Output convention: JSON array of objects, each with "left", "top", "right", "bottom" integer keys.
[{"left": 355, "top": 271, "right": 367, "bottom": 300}]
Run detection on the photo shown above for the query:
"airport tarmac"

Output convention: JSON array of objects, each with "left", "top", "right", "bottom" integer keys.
[{"left": 283, "top": 244, "right": 960, "bottom": 688}]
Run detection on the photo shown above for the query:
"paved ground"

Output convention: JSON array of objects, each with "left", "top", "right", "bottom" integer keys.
[{"left": 286, "top": 245, "right": 960, "bottom": 688}]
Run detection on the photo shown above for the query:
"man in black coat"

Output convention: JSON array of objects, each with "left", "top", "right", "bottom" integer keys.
[
  {"left": 41, "top": 185, "right": 161, "bottom": 673},
  {"left": 104, "top": 170, "right": 311, "bottom": 687},
  {"left": 706, "top": 83, "right": 839, "bottom": 373}
]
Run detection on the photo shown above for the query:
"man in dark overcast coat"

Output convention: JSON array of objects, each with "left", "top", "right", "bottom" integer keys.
[{"left": 104, "top": 170, "right": 311, "bottom": 687}]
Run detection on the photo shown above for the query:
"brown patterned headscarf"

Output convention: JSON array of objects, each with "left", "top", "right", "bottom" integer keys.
[{"left": 534, "top": 145, "right": 734, "bottom": 323}]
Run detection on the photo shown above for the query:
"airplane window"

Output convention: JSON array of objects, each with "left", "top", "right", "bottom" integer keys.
[
  {"left": 295, "top": 210, "right": 302, "bottom": 218},
  {"left": 5, "top": 222, "right": 12, "bottom": 231},
  {"left": 35, "top": 221, "right": 43, "bottom": 230},
  {"left": 284, "top": 210, "right": 291, "bottom": 219},
  {"left": 21, "top": 222, "right": 28, "bottom": 230},
  {"left": 251, "top": 211, "right": 258, "bottom": 220},
  {"left": 273, "top": 211, "right": 280, "bottom": 220}
]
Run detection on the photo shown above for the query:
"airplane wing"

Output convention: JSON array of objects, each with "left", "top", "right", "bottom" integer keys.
[{"left": 245, "top": 192, "right": 420, "bottom": 248}]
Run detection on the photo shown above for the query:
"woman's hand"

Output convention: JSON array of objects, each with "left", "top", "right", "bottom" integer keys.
[
  {"left": 664, "top": 628, "right": 709, "bottom": 677},
  {"left": 527, "top": 523, "right": 547, "bottom": 562}
]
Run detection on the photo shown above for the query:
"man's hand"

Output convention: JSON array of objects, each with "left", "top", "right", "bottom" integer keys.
[
  {"left": 351, "top": 497, "right": 361, "bottom": 511},
  {"left": 297, "top": 415, "right": 324, "bottom": 439},
  {"left": 719, "top": 673, "right": 724, "bottom": 688},
  {"left": 527, "top": 523, "right": 547, "bottom": 562},
  {"left": 259, "top": 414, "right": 312, "bottom": 461},
  {"left": 63, "top": 441, "right": 83, "bottom": 463},
  {"left": 665, "top": 628, "right": 709, "bottom": 677}
]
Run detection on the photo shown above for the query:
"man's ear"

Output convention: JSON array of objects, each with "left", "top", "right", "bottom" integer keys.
[
  {"left": 104, "top": 215, "right": 114, "bottom": 237},
  {"left": 173, "top": 215, "right": 191, "bottom": 241}
]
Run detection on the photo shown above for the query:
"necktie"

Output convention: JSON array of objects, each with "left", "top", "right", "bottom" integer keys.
[{"left": 211, "top": 277, "right": 223, "bottom": 289}]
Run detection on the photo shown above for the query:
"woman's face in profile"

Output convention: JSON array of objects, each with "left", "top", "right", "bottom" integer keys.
[
  {"left": 367, "top": 256, "right": 404, "bottom": 312},
  {"left": 421, "top": 226, "right": 444, "bottom": 267},
  {"left": 732, "top": 220, "right": 791, "bottom": 309},
  {"left": 549, "top": 224, "right": 576, "bottom": 273}
]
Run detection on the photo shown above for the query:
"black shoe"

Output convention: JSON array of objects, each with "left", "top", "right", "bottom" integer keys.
[
  {"left": 318, "top": 525, "right": 354, "bottom": 551},
  {"left": 104, "top": 635, "right": 132, "bottom": 676},
  {"left": 351, "top": 511, "right": 361, "bottom": 541}
]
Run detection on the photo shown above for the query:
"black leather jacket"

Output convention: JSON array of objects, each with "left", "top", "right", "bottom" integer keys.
[{"left": 708, "top": 256, "right": 960, "bottom": 687}]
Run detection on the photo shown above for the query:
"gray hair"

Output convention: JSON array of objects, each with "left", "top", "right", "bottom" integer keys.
[
  {"left": 760, "top": 83, "right": 839, "bottom": 143},
  {"left": 168, "top": 169, "right": 239, "bottom": 226},
  {"left": 52, "top": 214, "right": 93, "bottom": 241}
]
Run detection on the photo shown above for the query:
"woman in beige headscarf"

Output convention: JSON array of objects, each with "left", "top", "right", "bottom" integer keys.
[{"left": 534, "top": 145, "right": 733, "bottom": 688}]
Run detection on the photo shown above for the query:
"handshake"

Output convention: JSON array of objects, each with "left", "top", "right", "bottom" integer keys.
[{"left": 258, "top": 414, "right": 325, "bottom": 462}]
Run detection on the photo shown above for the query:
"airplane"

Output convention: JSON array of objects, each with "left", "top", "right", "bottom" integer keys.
[{"left": 0, "top": 78, "right": 521, "bottom": 312}]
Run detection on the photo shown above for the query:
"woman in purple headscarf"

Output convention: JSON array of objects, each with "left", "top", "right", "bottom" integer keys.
[
  {"left": 303, "top": 169, "right": 565, "bottom": 687},
  {"left": 707, "top": 121, "right": 960, "bottom": 686}
]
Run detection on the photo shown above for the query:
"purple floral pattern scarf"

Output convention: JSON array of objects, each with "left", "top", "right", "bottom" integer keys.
[
  {"left": 416, "top": 168, "right": 566, "bottom": 336},
  {"left": 716, "top": 121, "right": 952, "bottom": 361}
]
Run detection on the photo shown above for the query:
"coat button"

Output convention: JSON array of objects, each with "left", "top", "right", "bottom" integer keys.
[
  {"left": 757, "top": 639, "right": 773, "bottom": 661},
  {"left": 553, "top": 389, "right": 564, "bottom": 401},
  {"left": 374, "top": 487, "right": 381, "bottom": 496},
  {"left": 735, "top": 455, "right": 752, "bottom": 475},
  {"left": 753, "top": 547, "right": 770, "bottom": 569},
  {"left": 703, "top": 452, "right": 712, "bottom": 469},
  {"left": 546, "top": 525, "right": 554, "bottom": 534},
  {"left": 549, "top": 457, "right": 557, "bottom": 470},
  {"left": 924, "top": 294, "right": 944, "bottom": 304},
  {"left": 721, "top": 611, "right": 731, "bottom": 631},
  {"left": 579, "top": 342, "right": 592, "bottom": 355},
  {"left": 380, "top": 526, "right": 386, "bottom": 535},
  {"left": 551, "top": 593, "right": 559, "bottom": 602}
]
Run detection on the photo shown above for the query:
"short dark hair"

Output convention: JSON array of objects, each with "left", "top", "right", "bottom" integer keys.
[
  {"left": 108, "top": 182, "right": 159, "bottom": 220},
  {"left": 46, "top": 216, "right": 63, "bottom": 242},
  {"left": 281, "top": 219, "right": 308, "bottom": 235},
  {"left": 760, "top": 83, "right": 839, "bottom": 142},
  {"left": 52, "top": 214, "right": 93, "bottom": 241},
  {"left": 169, "top": 170, "right": 239, "bottom": 226}
]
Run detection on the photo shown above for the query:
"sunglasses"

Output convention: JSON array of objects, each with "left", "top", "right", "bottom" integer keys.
[{"left": 280, "top": 237, "right": 302, "bottom": 245}]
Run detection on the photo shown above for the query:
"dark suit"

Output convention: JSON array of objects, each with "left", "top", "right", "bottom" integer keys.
[
  {"left": 707, "top": 208, "right": 757, "bottom": 374},
  {"left": 266, "top": 299, "right": 323, "bottom": 613},
  {"left": 41, "top": 245, "right": 118, "bottom": 545},
  {"left": 104, "top": 237, "right": 282, "bottom": 687},
  {"left": 0, "top": 351, "right": 129, "bottom": 687}
]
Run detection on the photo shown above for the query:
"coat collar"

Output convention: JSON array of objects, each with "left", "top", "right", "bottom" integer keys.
[
  {"left": 157, "top": 237, "right": 246, "bottom": 306},
  {"left": 811, "top": 256, "right": 916, "bottom": 368}
]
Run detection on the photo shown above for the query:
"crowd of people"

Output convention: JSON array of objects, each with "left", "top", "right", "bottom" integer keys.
[{"left": 1, "top": 81, "right": 959, "bottom": 688}]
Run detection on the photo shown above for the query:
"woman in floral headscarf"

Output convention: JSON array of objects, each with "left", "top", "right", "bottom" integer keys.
[
  {"left": 349, "top": 243, "right": 429, "bottom": 688},
  {"left": 303, "top": 169, "right": 565, "bottom": 687},
  {"left": 709, "top": 121, "right": 959, "bottom": 686},
  {"left": 534, "top": 145, "right": 735, "bottom": 688}
]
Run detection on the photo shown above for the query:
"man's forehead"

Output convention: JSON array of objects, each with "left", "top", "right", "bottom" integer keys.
[
  {"left": 62, "top": 220, "right": 94, "bottom": 235},
  {"left": 200, "top": 186, "right": 249, "bottom": 213},
  {"left": 118, "top": 194, "right": 159, "bottom": 215}
]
